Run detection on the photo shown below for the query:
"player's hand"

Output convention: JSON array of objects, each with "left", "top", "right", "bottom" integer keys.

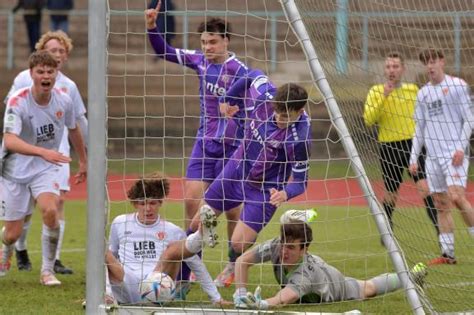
[
  {"left": 383, "top": 81, "right": 395, "bottom": 97},
  {"left": 452, "top": 150, "right": 464, "bottom": 167},
  {"left": 219, "top": 102, "right": 239, "bottom": 118},
  {"left": 269, "top": 188, "right": 287, "bottom": 207},
  {"left": 408, "top": 163, "right": 418, "bottom": 175},
  {"left": 74, "top": 161, "right": 87, "bottom": 184},
  {"left": 236, "top": 287, "right": 268, "bottom": 310},
  {"left": 41, "top": 149, "right": 72, "bottom": 165},
  {"left": 144, "top": 0, "right": 161, "bottom": 29}
]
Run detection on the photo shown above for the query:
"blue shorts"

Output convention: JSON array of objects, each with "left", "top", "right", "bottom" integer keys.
[
  {"left": 204, "top": 159, "right": 277, "bottom": 233},
  {"left": 186, "top": 138, "right": 237, "bottom": 183}
]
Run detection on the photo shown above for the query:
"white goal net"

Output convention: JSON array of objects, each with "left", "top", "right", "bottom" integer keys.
[{"left": 86, "top": 0, "right": 473, "bottom": 314}]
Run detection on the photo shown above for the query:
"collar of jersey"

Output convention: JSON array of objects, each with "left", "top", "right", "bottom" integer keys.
[{"left": 134, "top": 213, "right": 161, "bottom": 227}]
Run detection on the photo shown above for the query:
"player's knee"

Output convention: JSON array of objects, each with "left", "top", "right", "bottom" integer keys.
[
  {"left": 2, "top": 227, "right": 21, "bottom": 245},
  {"left": 41, "top": 206, "right": 59, "bottom": 228},
  {"left": 230, "top": 239, "right": 247, "bottom": 254}
]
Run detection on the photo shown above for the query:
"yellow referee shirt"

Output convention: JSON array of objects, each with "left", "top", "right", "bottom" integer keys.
[{"left": 363, "top": 83, "right": 419, "bottom": 143}]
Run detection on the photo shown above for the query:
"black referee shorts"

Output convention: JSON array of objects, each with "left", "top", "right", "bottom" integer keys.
[{"left": 379, "top": 139, "right": 427, "bottom": 193}]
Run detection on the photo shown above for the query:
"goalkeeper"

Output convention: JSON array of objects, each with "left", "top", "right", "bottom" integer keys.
[{"left": 233, "top": 209, "right": 427, "bottom": 309}]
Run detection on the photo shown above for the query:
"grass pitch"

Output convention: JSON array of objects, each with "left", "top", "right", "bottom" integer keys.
[{"left": 1, "top": 200, "right": 472, "bottom": 314}]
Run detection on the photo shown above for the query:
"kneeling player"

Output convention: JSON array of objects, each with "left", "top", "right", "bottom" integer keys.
[
  {"left": 233, "top": 210, "right": 427, "bottom": 309},
  {"left": 106, "top": 172, "right": 222, "bottom": 305}
]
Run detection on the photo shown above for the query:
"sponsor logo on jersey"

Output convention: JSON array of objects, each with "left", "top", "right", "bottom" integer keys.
[
  {"left": 156, "top": 231, "right": 166, "bottom": 240},
  {"left": 133, "top": 241, "right": 157, "bottom": 259},
  {"left": 36, "top": 123, "right": 56, "bottom": 143},
  {"left": 206, "top": 81, "right": 226, "bottom": 96}
]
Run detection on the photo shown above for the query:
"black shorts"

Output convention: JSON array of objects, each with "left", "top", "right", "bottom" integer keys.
[{"left": 379, "top": 139, "right": 426, "bottom": 193}]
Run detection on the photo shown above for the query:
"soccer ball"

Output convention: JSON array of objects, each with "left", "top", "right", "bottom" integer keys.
[{"left": 140, "top": 272, "right": 176, "bottom": 303}]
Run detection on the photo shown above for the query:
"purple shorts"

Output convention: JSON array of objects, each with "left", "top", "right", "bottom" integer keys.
[
  {"left": 204, "top": 159, "right": 277, "bottom": 233},
  {"left": 186, "top": 138, "right": 237, "bottom": 183}
]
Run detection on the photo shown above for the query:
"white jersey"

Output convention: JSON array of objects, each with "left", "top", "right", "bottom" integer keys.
[
  {"left": 108, "top": 213, "right": 221, "bottom": 303},
  {"left": 5, "top": 70, "right": 86, "bottom": 156},
  {"left": 2, "top": 87, "right": 76, "bottom": 183},
  {"left": 410, "top": 75, "right": 474, "bottom": 162}
]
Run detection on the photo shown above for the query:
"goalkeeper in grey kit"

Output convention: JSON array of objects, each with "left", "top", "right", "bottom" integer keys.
[{"left": 233, "top": 210, "right": 427, "bottom": 309}]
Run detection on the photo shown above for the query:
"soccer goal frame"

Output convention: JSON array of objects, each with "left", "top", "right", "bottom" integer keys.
[{"left": 85, "top": 0, "right": 430, "bottom": 314}]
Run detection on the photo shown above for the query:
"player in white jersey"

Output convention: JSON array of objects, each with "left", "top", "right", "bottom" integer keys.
[
  {"left": 106, "top": 172, "right": 224, "bottom": 305},
  {"left": 4, "top": 31, "right": 87, "bottom": 274},
  {"left": 409, "top": 49, "right": 474, "bottom": 265},
  {"left": 0, "top": 51, "right": 87, "bottom": 286},
  {"left": 232, "top": 211, "right": 427, "bottom": 310}
]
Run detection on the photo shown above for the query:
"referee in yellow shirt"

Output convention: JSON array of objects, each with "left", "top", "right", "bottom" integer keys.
[{"left": 364, "top": 52, "right": 438, "bottom": 235}]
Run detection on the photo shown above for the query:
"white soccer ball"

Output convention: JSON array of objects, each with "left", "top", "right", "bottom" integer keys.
[{"left": 140, "top": 272, "right": 176, "bottom": 303}]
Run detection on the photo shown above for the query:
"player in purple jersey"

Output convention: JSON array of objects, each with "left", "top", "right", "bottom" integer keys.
[
  {"left": 191, "top": 82, "right": 312, "bottom": 287},
  {"left": 145, "top": 1, "right": 249, "bottom": 235},
  {"left": 145, "top": 1, "right": 250, "bottom": 284}
]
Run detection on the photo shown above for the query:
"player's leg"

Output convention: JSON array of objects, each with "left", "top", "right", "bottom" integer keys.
[
  {"left": 412, "top": 146, "right": 438, "bottom": 234},
  {"left": 36, "top": 191, "right": 62, "bottom": 285},
  {"left": 358, "top": 263, "right": 427, "bottom": 299},
  {"left": 14, "top": 213, "right": 33, "bottom": 271},
  {"left": 1, "top": 178, "right": 33, "bottom": 276},
  {"left": 1, "top": 220, "right": 24, "bottom": 276},
  {"left": 445, "top": 158, "right": 474, "bottom": 237},
  {"left": 54, "top": 189, "right": 74, "bottom": 275},
  {"left": 379, "top": 142, "right": 404, "bottom": 229}
]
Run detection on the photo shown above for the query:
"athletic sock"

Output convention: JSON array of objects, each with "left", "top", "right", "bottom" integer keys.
[
  {"left": 55, "top": 220, "right": 65, "bottom": 261},
  {"left": 184, "top": 230, "right": 203, "bottom": 254},
  {"left": 439, "top": 233, "right": 455, "bottom": 258},
  {"left": 370, "top": 273, "right": 401, "bottom": 296},
  {"left": 41, "top": 224, "right": 60, "bottom": 273},
  {"left": 15, "top": 220, "right": 32, "bottom": 251},
  {"left": 382, "top": 202, "right": 395, "bottom": 228},
  {"left": 423, "top": 196, "right": 439, "bottom": 234}
]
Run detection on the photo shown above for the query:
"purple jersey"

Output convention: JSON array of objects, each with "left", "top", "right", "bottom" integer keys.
[
  {"left": 234, "top": 101, "right": 311, "bottom": 197},
  {"left": 220, "top": 69, "right": 277, "bottom": 141},
  {"left": 148, "top": 28, "right": 249, "bottom": 147}
]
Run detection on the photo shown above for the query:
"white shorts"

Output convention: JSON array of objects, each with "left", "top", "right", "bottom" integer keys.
[
  {"left": 58, "top": 163, "right": 70, "bottom": 192},
  {"left": 1, "top": 168, "right": 61, "bottom": 221},
  {"left": 426, "top": 156, "right": 469, "bottom": 193},
  {"left": 111, "top": 270, "right": 145, "bottom": 304}
]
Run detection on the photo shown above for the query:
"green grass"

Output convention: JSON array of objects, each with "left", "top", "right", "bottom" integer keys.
[{"left": 1, "top": 201, "right": 472, "bottom": 314}]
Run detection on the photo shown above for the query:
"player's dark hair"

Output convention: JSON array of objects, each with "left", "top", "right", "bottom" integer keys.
[
  {"left": 127, "top": 171, "right": 170, "bottom": 202},
  {"left": 280, "top": 222, "right": 313, "bottom": 249},
  {"left": 197, "top": 18, "right": 231, "bottom": 40},
  {"left": 29, "top": 50, "right": 58, "bottom": 69},
  {"left": 273, "top": 83, "right": 308, "bottom": 113},
  {"left": 386, "top": 51, "right": 404, "bottom": 64},
  {"left": 419, "top": 49, "right": 444, "bottom": 65}
]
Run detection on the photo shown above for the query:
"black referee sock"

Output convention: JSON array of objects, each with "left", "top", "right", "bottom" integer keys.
[
  {"left": 424, "top": 195, "right": 439, "bottom": 235},
  {"left": 383, "top": 202, "right": 395, "bottom": 229}
]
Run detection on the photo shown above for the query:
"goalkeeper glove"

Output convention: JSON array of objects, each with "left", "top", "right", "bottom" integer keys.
[{"left": 234, "top": 286, "right": 269, "bottom": 310}]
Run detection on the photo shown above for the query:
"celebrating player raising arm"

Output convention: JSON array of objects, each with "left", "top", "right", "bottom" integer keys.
[
  {"left": 145, "top": 1, "right": 249, "bottom": 231},
  {"left": 0, "top": 51, "right": 87, "bottom": 286}
]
